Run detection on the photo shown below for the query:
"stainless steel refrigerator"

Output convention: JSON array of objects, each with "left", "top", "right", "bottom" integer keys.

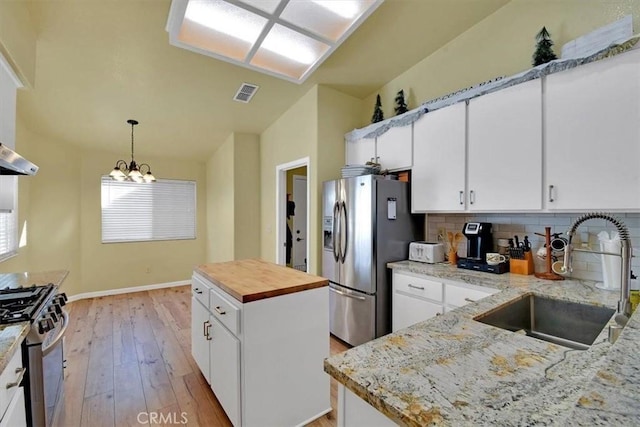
[{"left": 322, "top": 175, "right": 423, "bottom": 347}]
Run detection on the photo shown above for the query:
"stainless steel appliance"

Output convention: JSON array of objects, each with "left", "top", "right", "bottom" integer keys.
[
  {"left": 0, "top": 143, "right": 38, "bottom": 175},
  {"left": 0, "top": 284, "right": 68, "bottom": 426},
  {"left": 322, "top": 175, "right": 423, "bottom": 346},
  {"left": 409, "top": 241, "right": 445, "bottom": 264}
]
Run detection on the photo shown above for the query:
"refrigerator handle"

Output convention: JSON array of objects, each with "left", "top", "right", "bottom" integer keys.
[
  {"left": 340, "top": 201, "right": 348, "bottom": 263},
  {"left": 332, "top": 202, "right": 340, "bottom": 262}
]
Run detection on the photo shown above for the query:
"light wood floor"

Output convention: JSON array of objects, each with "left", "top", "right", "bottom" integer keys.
[{"left": 54, "top": 285, "right": 349, "bottom": 427}]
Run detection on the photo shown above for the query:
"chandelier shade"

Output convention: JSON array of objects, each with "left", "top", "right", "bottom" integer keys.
[{"left": 108, "top": 119, "right": 156, "bottom": 183}]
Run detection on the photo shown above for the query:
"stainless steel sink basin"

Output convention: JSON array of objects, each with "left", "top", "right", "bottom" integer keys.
[{"left": 474, "top": 294, "right": 615, "bottom": 350}]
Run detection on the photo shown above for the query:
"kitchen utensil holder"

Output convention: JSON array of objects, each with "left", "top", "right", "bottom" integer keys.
[
  {"left": 534, "top": 226, "right": 565, "bottom": 281},
  {"left": 510, "top": 252, "right": 534, "bottom": 275}
]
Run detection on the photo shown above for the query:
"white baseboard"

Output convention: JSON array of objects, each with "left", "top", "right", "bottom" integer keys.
[{"left": 67, "top": 279, "right": 190, "bottom": 302}]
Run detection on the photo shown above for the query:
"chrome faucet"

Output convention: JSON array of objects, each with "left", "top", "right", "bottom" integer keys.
[{"left": 559, "top": 213, "right": 632, "bottom": 342}]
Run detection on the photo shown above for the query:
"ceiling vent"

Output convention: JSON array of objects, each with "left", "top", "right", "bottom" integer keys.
[{"left": 233, "top": 83, "right": 259, "bottom": 103}]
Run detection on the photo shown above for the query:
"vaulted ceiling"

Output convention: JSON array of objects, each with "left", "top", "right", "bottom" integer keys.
[{"left": 18, "top": 0, "right": 510, "bottom": 160}]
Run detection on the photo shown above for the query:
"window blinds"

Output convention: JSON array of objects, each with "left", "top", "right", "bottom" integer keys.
[
  {"left": 0, "top": 177, "right": 18, "bottom": 262},
  {"left": 101, "top": 177, "right": 196, "bottom": 243}
]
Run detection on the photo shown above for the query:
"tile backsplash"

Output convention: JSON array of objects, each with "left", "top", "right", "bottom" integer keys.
[{"left": 426, "top": 213, "right": 640, "bottom": 284}]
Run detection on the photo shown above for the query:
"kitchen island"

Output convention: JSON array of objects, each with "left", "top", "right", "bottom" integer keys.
[
  {"left": 192, "top": 259, "right": 330, "bottom": 427},
  {"left": 325, "top": 261, "right": 639, "bottom": 425}
]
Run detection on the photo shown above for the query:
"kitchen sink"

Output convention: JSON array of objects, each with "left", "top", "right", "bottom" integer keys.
[{"left": 474, "top": 294, "right": 615, "bottom": 350}]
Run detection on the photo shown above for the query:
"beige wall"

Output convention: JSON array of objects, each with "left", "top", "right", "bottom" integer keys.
[
  {"left": 362, "top": 0, "right": 640, "bottom": 124},
  {"left": 206, "top": 132, "right": 261, "bottom": 262},
  {"left": 207, "top": 134, "right": 235, "bottom": 262},
  {"left": 0, "top": 1, "right": 36, "bottom": 87},
  {"left": 0, "top": 123, "right": 208, "bottom": 297},
  {"left": 259, "top": 85, "right": 362, "bottom": 274},
  {"left": 232, "top": 133, "right": 260, "bottom": 260}
]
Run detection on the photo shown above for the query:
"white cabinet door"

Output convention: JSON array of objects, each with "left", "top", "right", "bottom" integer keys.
[
  {"left": 191, "top": 298, "right": 210, "bottom": 383},
  {"left": 376, "top": 125, "right": 412, "bottom": 170},
  {"left": 392, "top": 291, "right": 442, "bottom": 332},
  {"left": 468, "top": 79, "right": 543, "bottom": 211},
  {"left": 210, "top": 317, "right": 241, "bottom": 427},
  {"left": 345, "top": 137, "right": 376, "bottom": 166},
  {"left": 412, "top": 103, "right": 467, "bottom": 212},
  {"left": 546, "top": 50, "right": 640, "bottom": 210},
  {"left": 0, "top": 388, "right": 25, "bottom": 427}
]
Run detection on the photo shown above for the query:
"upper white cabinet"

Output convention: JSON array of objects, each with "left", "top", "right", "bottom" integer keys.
[
  {"left": 345, "top": 124, "right": 412, "bottom": 171},
  {"left": 345, "top": 137, "right": 375, "bottom": 166},
  {"left": 545, "top": 50, "right": 640, "bottom": 210},
  {"left": 376, "top": 124, "right": 412, "bottom": 170},
  {"left": 467, "top": 79, "right": 543, "bottom": 211},
  {"left": 412, "top": 102, "right": 466, "bottom": 212}
]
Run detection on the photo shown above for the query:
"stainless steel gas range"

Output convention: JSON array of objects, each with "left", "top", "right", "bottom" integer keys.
[{"left": 0, "top": 284, "right": 68, "bottom": 427}]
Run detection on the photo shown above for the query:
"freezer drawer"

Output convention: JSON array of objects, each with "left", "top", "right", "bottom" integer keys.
[{"left": 329, "top": 283, "right": 375, "bottom": 347}]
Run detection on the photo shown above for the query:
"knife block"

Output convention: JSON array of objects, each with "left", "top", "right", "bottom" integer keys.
[{"left": 509, "top": 252, "right": 534, "bottom": 275}]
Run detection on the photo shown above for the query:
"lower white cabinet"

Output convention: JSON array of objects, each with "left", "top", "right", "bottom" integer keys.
[
  {"left": 392, "top": 270, "right": 499, "bottom": 332},
  {"left": 338, "top": 384, "right": 396, "bottom": 427},
  {"left": 0, "top": 346, "right": 26, "bottom": 427},
  {"left": 191, "top": 271, "right": 330, "bottom": 427},
  {"left": 209, "top": 315, "right": 241, "bottom": 426}
]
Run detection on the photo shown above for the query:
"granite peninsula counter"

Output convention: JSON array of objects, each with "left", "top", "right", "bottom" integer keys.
[{"left": 324, "top": 261, "right": 640, "bottom": 426}]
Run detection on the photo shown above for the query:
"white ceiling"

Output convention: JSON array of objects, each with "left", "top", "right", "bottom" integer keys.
[{"left": 18, "top": 0, "right": 510, "bottom": 161}]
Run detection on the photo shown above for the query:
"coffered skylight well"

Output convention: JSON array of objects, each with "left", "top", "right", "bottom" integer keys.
[{"left": 166, "top": 0, "right": 383, "bottom": 83}]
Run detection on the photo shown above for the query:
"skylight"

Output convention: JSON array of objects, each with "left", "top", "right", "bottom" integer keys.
[{"left": 166, "top": 0, "right": 383, "bottom": 83}]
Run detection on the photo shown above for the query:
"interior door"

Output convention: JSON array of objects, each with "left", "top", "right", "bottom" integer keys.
[
  {"left": 291, "top": 175, "right": 307, "bottom": 271},
  {"left": 339, "top": 175, "right": 375, "bottom": 294}
]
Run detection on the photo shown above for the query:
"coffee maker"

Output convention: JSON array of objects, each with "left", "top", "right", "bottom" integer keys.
[{"left": 457, "top": 222, "right": 508, "bottom": 274}]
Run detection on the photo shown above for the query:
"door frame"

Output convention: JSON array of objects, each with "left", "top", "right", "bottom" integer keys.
[{"left": 275, "top": 157, "right": 310, "bottom": 271}]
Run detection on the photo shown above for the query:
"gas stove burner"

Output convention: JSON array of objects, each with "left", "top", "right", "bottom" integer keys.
[{"left": 0, "top": 283, "right": 57, "bottom": 324}]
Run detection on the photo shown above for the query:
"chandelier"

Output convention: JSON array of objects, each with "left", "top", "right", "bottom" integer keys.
[{"left": 109, "top": 119, "right": 156, "bottom": 183}]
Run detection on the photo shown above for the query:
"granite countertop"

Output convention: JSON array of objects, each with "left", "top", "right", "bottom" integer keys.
[
  {"left": 324, "top": 261, "right": 640, "bottom": 425},
  {"left": 0, "top": 270, "right": 69, "bottom": 373},
  {"left": 195, "top": 259, "right": 328, "bottom": 303}
]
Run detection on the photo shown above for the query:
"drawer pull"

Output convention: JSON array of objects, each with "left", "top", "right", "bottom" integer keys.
[
  {"left": 464, "top": 297, "right": 477, "bottom": 303},
  {"left": 214, "top": 306, "right": 226, "bottom": 315},
  {"left": 194, "top": 288, "right": 203, "bottom": 295},
  {"left": 6, "top": 367, "right": 25, "bottom": 389},
  {"left": 408, "top": 284, "right": 425, "bottom": 290}
]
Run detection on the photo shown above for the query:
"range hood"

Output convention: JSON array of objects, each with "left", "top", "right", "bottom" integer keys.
[{"left": 0, "top": 143, "right": 38, "bottom": 176}]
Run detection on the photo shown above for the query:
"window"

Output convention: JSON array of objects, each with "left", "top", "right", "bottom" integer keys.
[
  {"left": 101, "top": 177, "right": 196, "bottom": 243},
  {"left": 0, "top": 177, "right": 18, "bottom": 261}
]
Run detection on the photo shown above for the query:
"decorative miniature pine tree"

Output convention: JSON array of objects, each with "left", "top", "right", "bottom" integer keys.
[
  {"left": 532, "top": 26, "right": 557, "bottom": 66},
  {"left": 371, "top": 94, "right": 384, "bottom": 123},
  {"left": 394, "top": 89, "right": 408, "bottom": 115}
]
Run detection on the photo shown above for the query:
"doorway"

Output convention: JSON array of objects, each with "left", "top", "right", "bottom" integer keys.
[{"left": 275, "top": 157, "right": 310, "bottom": 272}]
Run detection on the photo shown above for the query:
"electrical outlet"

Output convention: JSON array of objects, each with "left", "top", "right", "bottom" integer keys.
[{"left": 437, "top": 227, "right": 446, "bottom": 242}]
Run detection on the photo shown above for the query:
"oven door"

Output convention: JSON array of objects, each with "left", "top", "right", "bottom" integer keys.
[{"left": 26, "top": 309, "right": 69, "bottom": 427}]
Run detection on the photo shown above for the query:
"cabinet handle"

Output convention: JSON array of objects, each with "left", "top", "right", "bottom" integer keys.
[
  {"left": 194, "top": 288, "right": 202, "bottom": 294},
  {"left": 469, "top": 190, "right": 475, "bottom": 205},
  {"left": 205, "top": 322, "right": 212, "bottom": 341},
  {"left": 203, "top": 320, "right": 208, "bottom": 337},
  {"left": 214, "top": 306, "right": 226, "bottom": 315},
  {"left": 459, "top": 191, "right": 464, "bottom": 205},
  {"left": 375, "top": 156, "right": 380, "bottom": 162},
  {"left": 408, "top": 284, "right": 425, "bottom": 290},
  {"left": 436, "top": 312, "right": 442, "bottom": 316},
  {"left": 6, "top": 367, "right": 25, "bottom": 389},
  {"left": 464, "top": 297, "right": 477, "bottom": 303},
  {"left": 548, "top": 185, "right": 555, "bottom": 202},
  {"left": 370, "top": 157, "right": 375, "bottom": 162}
]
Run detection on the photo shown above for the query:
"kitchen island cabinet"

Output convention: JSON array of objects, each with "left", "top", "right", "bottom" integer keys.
[{"left": 192, "top": 259, "right": 330, "bottom": 427}]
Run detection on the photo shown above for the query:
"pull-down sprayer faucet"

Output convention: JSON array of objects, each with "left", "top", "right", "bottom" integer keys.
[{"left": 559, "top": 213, "right": 632, "bottom": 342}]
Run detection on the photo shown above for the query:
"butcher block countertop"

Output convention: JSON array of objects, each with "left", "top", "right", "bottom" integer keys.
[{"left": 195, "top": 259, "right": 328, "bottom": 303}]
